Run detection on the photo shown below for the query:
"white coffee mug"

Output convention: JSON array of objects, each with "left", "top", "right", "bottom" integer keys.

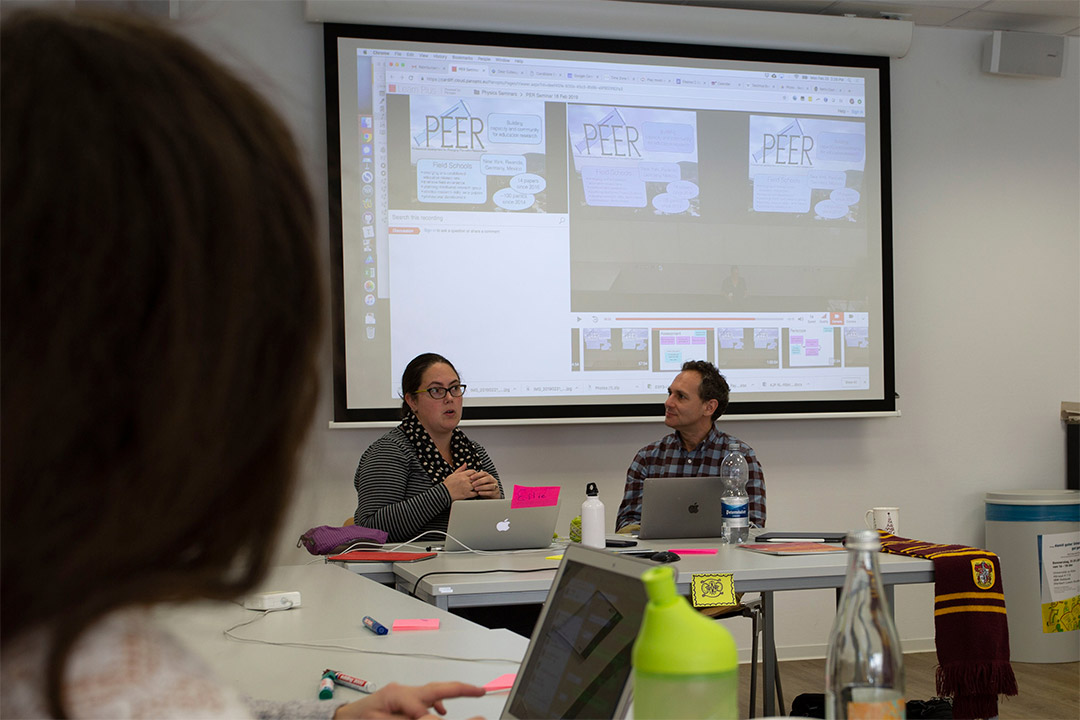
[{"left": 864, "top": 506, "right": 900, "bottom": 535}]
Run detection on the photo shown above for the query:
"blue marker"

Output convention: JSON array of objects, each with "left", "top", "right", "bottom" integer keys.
[{"left": 362, "top": 615, "right": 389, "bottom": 635}]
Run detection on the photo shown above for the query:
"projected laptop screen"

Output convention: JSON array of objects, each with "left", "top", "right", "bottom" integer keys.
[{"left": 503, "top": 545, "right": 650, "bottom": 720}]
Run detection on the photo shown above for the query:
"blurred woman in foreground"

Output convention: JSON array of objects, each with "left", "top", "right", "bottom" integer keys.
[{"left": 0, "top": 8, "right": 483, "bottom": 718}]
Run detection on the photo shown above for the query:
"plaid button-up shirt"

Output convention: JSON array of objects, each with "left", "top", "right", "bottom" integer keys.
[{"left": 615, "top": 426, "right": 766, "bottom": 531}]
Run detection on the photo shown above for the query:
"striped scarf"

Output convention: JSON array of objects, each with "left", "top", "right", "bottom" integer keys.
[{"left": 878, "top": 531, "right": 1018, "bottom": 719}]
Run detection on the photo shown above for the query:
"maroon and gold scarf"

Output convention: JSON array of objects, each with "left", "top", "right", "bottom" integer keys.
[{"left": 878, "top": 531, "right": 1018, "bottom": 719}]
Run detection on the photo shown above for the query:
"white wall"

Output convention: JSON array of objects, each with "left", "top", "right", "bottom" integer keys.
[{"left": 176, "top": 1, "right": 1080, "bottom": 660}]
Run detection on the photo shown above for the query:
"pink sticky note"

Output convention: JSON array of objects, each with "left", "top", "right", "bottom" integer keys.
[
  {"left": 484, "top": 673, "right": 517, "bottom": 692},
  {"left": 668, "top": 548, "right": 719, "bottom": 555},
  {"left": 392, "top": 618, "right": 440, "bottom": 631},
  {"left": 511, "top": 484, "right": 560, "bottom": 509}
]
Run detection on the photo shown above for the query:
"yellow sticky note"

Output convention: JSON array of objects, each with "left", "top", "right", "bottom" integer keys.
[
  {"left": 690, "top": 573, "right": 736, "bottom": 608},
  {"left": 545, "top": 554, "right": 564, "bottom": 561}
]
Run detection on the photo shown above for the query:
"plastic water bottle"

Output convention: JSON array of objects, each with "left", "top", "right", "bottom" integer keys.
[
  {"left": 632, "top": 564, "right": 738, "bottom": 719},
  {"left": 581, "top": 482, "right": 605, "bottom": 549},
  {"left": 825, "top": 529, "right": 906, "bottom": 719},
  {"left": 720, "top": 446, "right": 749, "bottom": 544}
]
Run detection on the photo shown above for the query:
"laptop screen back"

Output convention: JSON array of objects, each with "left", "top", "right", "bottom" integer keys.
[
  {"left": 444, "top": 499, "right": 560, "bottom": 552},
  {"left": 638, "top": 476, "right": 725, "bottom": 540},
  {"left": 502, "top": 545, "right": 651, "bottom": 720}
]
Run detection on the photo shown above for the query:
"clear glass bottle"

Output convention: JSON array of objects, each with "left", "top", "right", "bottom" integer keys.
[
  {"left": 632, "top": 565, "right": 738, "bottom": 719},
  {"left": 720, "top": 447, "right": 749, "bottom": 544},
  {"left": 825, "top": 529, "right": 906, "bottom": 719}
]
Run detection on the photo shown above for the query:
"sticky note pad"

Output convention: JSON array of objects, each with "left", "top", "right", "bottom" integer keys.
[
  {"left": 690, "top": 573, "right": 737, "bottom": 608},
  {"left": 392, "top": 618, "right": 440, "bottom": 631},
  {"left": 511, "top": 484, "right": 560, "bottom": 509},
  {"left": 484, "top": 673, "right": 517, "bottom": 692},
  {"left": 669, "top": 548, "right": 719, "bottom": 555}
]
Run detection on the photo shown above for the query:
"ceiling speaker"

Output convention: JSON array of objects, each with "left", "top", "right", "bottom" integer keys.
[{"left": 983, "top": 30, "right": 1066, "bottom": 78}]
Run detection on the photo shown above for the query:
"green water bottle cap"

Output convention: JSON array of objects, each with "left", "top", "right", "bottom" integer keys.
[
  {"left": 634, "top": 565, "right": 737, "bottom": 675},
  {"left": 642, "top": 565, "right": 679, "bottom": 605}
]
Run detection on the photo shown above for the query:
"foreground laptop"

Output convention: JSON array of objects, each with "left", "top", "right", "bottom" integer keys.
[
  {"left": 501, "top": 544, "right": 652, "bottom": 720},
  {"left": 637, "top": 476, "right": 725, "bottom": 540},
  {"left": 443, "top": 498, "right": 560, "bottom": 552}
]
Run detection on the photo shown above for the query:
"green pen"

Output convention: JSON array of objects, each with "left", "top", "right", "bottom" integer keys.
[{"left": 318, "top": 670, "right": 335, "bottom": 700}]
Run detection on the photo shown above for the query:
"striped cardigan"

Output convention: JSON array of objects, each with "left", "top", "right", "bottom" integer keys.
[{"left": 353, "top": 426, "right": 502, "bottom": 543}]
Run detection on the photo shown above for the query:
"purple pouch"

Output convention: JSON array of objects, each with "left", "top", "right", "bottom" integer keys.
[{"left": 297, "top": 524, "right": 388, "bottom": 555}]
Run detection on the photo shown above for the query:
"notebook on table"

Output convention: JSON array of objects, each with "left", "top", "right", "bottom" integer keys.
[
  {"left": 443, "top": 498, "right": 560, "bottom": 552},
  {"left": 501, "top": 544, "right": 651, "bottom": 720},
  {"left": 753, "top": 531, "right": 847, "bottom": 543},
  {"left": 637, "top": 476, "right": 725, "bottom": 540}
]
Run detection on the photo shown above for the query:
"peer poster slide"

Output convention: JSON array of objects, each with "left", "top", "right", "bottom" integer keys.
[
  {"left": 408, "top": 96, "right": 548, "bottom": 211},
  {"left": 1039, "top": 531, "right": 1079, "bottom": 634},
  {"left": 568, "top": 105, "right": 699, "bottom": 216},
  {"left": 583, "top": 328, "right": 650, "bottom": 372},
  {"left": 748, "top": 115, "right": 865, "bottom": 221}
]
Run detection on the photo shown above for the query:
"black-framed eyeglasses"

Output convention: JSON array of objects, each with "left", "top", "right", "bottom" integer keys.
[{"left": 412, "top": 384, "right": 467, "bottom": 400}]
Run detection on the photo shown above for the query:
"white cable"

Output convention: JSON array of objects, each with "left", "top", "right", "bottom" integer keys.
[{"left": 224, "top": 623, "right": 519, "bottom": 664}]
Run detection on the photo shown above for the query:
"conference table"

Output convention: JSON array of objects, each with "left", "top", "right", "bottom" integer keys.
[
  {"left": 342, "top": 534, "right": 935, "bottom": 717},
  {"left": 153, "top": 563, "right": 527, "bottom": 719}
]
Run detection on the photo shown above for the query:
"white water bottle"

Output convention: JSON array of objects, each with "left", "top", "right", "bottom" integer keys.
[
  {"left": 720, "top": 446, "right": 749, "bottom": 545},
  {"left": 581, "top": 482, "right": 605, "bottom": 549}
]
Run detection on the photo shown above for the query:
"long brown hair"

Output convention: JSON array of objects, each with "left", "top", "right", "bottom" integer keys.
[
  {"left": 400, "top": 353, "right": 459, "bottom": 418},
  {"left": 1, "top": 8, "right": 323, "bottom": 716}
]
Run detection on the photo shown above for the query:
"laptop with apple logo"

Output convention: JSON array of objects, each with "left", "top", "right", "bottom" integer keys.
[
  {"left": 443, "top": 498, "right": 561, "bottom": 552},
  {"left": 637, "top": 476, "right": 726, "bottom": 539}
]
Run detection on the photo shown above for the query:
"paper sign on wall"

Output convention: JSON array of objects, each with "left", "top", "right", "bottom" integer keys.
[
  {"left": 511, "top": 484, "right": 560, "bottom": 508},
  {"left": 1039, "top": 531, "right": 1079, "bottom": 634}
]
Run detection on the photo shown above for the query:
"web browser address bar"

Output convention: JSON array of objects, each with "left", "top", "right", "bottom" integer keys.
[{"left": 411, "top": 74, "right": 626, "bottom": 94}]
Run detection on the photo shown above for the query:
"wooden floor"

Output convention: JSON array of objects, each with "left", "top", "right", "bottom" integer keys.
[{"left": 736, "top": 652, "right": 1080, "bottom": 719}]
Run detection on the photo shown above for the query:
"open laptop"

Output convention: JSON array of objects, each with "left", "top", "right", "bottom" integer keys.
[
  {"left": 637, "top": 476, "right": 725, "bottom": 540},
  {"left": 501, "top": 544, "right": 652, "bottom": 720},
  {"left": 443, "top": 498, "right": 560, "bottom": 552}
]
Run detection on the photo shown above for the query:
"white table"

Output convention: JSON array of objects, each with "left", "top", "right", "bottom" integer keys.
[
  {"left": 154, "top": 563, "right": 528, "bottom": 719},
  {"left": 376, "top": 537, "right": 934, "bottom": 716},
  {"left": 384, "top": 539, "right": 932, "bottom": 608}
]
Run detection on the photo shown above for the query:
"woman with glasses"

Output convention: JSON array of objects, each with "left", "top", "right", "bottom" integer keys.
[{"left": 353, "top": 353, "right": 503, "bottom": 543}]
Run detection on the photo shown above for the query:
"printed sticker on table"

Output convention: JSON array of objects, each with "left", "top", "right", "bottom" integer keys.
[
  {"left": 690, "top": 573, "right": 737, "bottom": 608},
  {"left": 511, "top": 484, "right": 561, "bottom": 508}
]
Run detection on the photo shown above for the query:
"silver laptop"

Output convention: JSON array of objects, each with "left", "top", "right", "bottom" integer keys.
[
  {"left": 501, "top": 544, "right": 651, "bottom": 720},
  {"left": 638, "top": 476, "right": 725, "bottom": 540},
  {"left": 443, "top": 498, "right": 560, "bottom": 552}
]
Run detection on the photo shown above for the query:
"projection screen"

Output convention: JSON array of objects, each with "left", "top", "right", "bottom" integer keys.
[{"left": 325, "top": 23, "right": 894, "bottom": 423}]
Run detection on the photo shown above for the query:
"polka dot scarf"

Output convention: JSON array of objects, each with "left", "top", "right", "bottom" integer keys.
[{"left": 399, "top": 410, "right": 480, "bottom": 485}]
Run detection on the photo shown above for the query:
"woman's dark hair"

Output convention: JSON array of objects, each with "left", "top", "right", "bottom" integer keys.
[
  {"left": 400, "top": 353, "right": 459, "bottom": 417},
  {"left": 1, "top": 8, "right": 323, "bottom": 717},
  {"left": 681, "top": 360, "right": 730, "bottom": 421}
]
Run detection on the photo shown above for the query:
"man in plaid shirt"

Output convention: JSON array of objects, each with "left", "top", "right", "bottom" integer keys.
[{"left": 616, "top": 360, "right": 765, "bottom": 532}]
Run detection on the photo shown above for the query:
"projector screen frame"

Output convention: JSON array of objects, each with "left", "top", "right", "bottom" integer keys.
[{"left": 324, "top": 22, "right": 896, "bottom": 424}]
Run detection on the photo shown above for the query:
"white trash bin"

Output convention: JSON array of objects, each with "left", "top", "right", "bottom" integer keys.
[{"left": 985, "top": 490, "right": 1079, "bottom": 663}]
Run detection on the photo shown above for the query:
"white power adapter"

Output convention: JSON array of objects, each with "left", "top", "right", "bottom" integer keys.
[{"left": 243, "top": 590, "right": 302, "bottom": 610}]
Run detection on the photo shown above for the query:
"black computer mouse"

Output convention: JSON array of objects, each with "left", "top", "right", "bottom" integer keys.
[{"left": 650, "top": 550, "right": 681, "bottom": 563}]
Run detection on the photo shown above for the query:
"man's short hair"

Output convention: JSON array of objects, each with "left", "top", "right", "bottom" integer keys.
[{"left": 681, "top": 360, "right": 729, "bottom": 421}]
